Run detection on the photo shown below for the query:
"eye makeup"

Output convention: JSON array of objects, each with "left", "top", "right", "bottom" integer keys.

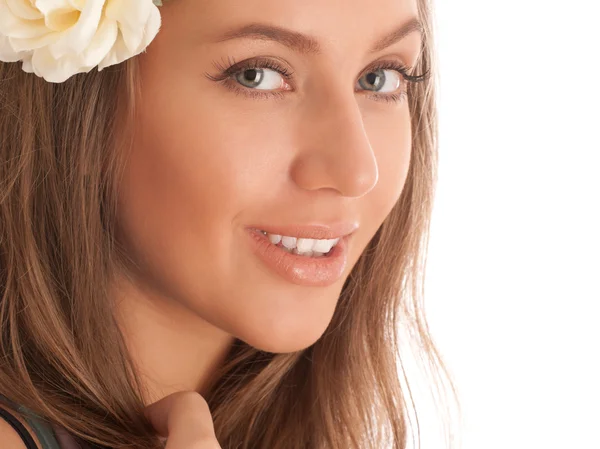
[{"left": 204, "top": 55, "right": 429, "bottom": 104}]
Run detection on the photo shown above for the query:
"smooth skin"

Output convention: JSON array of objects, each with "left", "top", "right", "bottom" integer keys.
[
  {"left": 113, "top": 0, "right": 421, "bottom": 409},
  {"left": 1, "top": 0, "right": 422, "bottom": 447},
  {"left": 144, "top": 392, "right": 221, "bottom": 449}
]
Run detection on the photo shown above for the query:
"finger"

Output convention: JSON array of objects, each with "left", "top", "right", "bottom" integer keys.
[{"left": 144, "top": 391, "right": 219, "bottom": 444}]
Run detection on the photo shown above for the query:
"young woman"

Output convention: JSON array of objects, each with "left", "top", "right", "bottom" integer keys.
[{"left": 0, "top": 0, "right": 458, "bottom": 448}]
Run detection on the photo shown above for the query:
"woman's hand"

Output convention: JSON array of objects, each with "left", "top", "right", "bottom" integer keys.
[{"left": 144, "top": 391, "right": 221, "bottom": 449}]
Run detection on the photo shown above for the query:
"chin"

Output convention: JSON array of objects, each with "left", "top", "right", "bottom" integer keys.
[
  {"left": 234, "top": 317, "right": 331, "bottom": 354},
  {"left": 243, "top": 336, "right": 321, "bottom": 354},
  {"left": 190, "top": 276, "right": 343, "bottom": 355}
]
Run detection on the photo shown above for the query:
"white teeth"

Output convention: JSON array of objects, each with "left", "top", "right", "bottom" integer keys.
[
  {"left": 281, "top": 236, "right": 297, "bottom": 249},
  {"left": 293, "top": 248, "right": 313, "bottom": 256},
  {"left": 312, "top": 238, "right": 339, "bottom": 253},
  {"left": 296, "top": 238, "right": 314, "bottom": 252},
  {"left": 261, "top": 231, "right": 341, "bottom": 256},
  {"left": 268, "top": 234, "right": 282, "bottom": 245}
]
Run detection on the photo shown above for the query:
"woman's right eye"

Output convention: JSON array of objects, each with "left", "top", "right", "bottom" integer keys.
[
  {"left": 204, "top": 57, "right": 294, "bottom": 100},
  {"left": 233, "top": 68, "right": 288, "bottom": 91}
]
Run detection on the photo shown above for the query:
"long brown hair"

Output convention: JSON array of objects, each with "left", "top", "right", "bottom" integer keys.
[{"left": 0, "top": 1, "right": 460, "bottom": 448}]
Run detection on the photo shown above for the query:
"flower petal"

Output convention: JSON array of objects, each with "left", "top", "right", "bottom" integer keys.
[
  {"left": 138, "top": 4, "right": 160, "bottom": 51},
  {"left": 9, "top": 30, "right": 59, "bottom": 52},
  {"left": 0, "top": 34, "right": 22, "bottom": 61},
  {"left": 96, "top": 28, "right": 125, "bottom": 69},
  {"left": 68, "top": 0, "right": 85, "bottom": 10},
  {"left": 45, "top": 8, "right": 80, "bottom": 32},
  {"left": 34, "top": 0, "right": 71, "bottom": 16},
  {"left": 49, "top": 0, "right": 104, "bottom": 58},
  {"left": 79, "top": 16, "right": 117, "bottom": 67},
  {"left": 1, "top": 1, "right": 53, "bottom": 40},
  {"left": 104, "top": 0, "right": 150, "bottom": 53},
  {"left": 98, "top": 2, "right": 160, "bottom": 70},
  {"left": 21, "top": 53, "right": 34, "bottom": 72},
  {"left": 3, "top": 0, "right": 164, "bottom": 83},
  {"left": 7, "top": 0, "right": 44, "bottom": 20},
  {"left": 31, "top": 45, "right": 93, "bottom": 82}
]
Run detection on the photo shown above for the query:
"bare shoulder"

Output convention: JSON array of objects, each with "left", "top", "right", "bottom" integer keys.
[{"left": 0, "top": 403, "right": 42, "bottom": 449}]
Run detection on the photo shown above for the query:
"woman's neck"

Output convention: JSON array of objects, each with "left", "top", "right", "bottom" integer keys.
[{"left": 111, "top": 271, "right": 234, "bottom": 405}]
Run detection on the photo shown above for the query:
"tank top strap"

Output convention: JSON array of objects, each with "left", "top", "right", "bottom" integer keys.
[{"left": 0, "top": 394, "right": 62, "bottom": 449}]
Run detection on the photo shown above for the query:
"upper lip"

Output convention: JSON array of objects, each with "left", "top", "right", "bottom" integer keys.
[{"left": 248, "top": 222, "right": 359, "bottom": 240}]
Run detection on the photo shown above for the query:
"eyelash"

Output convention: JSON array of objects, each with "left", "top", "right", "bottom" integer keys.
[{"left": 203, "top": 56, "right": 429, "bottom": 104}]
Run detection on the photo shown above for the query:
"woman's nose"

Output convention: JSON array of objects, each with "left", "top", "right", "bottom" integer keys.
[{"left": 290, "top": 92, "right": 379, "bottom": 199}]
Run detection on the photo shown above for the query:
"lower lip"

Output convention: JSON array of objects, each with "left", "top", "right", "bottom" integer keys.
[{"left": 245, "top": 228, "right": 349, "bottom": 287}]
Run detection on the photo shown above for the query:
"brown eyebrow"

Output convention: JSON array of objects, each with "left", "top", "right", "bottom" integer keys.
[{"left": 211, "top": 18, "right": 423, "bottom": 55}]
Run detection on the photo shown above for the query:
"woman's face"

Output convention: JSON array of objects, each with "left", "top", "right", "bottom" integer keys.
[{"left": 116, "top": 0, "right": 422, "bottom": 353}]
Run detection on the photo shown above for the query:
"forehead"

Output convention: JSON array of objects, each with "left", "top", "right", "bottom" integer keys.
[{"left": 165, "top": 0, "right": 420, "bottom": 53}]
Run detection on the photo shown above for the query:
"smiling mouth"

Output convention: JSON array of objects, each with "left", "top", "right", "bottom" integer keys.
[
  {"left": 246, "top": 228, "right": 349, "bottom": 287},
  {"left": 257, "top": 229, "right": 340, "bottom": 258}
]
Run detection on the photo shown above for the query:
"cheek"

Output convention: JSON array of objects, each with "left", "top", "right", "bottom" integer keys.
[
  {"left": 114, "top": 79, "right": 283, "bottom": 295},
  {"left": 122, "top": 75, "right": 288, "bottom": 227},
  {"left": 114, "top": 72, "right": 310, "bottom": 343},
  {"left": 366, "top": 112, "right": 412, "bottom": 220},
  {"left": 336, "top": 111, "right": 411, "bottom": 269}
]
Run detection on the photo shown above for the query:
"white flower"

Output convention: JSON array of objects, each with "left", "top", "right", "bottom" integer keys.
[{"left": 0, "top": 0, "right": 162, "bottom": 83}]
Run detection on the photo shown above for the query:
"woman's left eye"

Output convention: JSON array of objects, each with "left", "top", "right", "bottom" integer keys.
[
  {"left": 357, "top": 68, "right": 403, "bottom": 94},
  {"left": 356, "top": 64, "right": 415, "bottom": 104},
  {"left": 205, "top": 57, "right": 423, "bottom": 103}
]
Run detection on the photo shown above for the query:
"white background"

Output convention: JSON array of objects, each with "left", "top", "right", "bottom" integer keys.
[{"left": 413, "top": 1, "right": 600, "bottom": 448}]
